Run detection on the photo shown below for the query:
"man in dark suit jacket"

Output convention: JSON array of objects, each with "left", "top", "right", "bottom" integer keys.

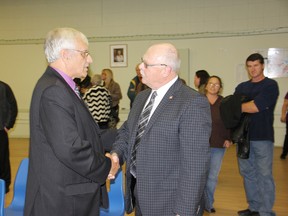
[
  {"left": 109, "top": 43, "right": 211, "bottom": 216},
  {"left": 24, "top": 28, "right": 117, "bottom": 216},
  {"left": 0, "top": 80, "right": 18, "bottom": 193}
]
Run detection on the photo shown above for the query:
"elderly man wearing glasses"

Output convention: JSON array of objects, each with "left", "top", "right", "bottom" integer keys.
[
  {"left": 24, "top": 27, "right": 118, "bottom": 216},
  {"left": 109, "top": 43, "right": 211, "bottom": 216}
]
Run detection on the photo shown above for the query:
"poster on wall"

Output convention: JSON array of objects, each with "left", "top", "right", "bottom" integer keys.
[{"left": 253, "top": 48, "right": 288, "bottom": 78}]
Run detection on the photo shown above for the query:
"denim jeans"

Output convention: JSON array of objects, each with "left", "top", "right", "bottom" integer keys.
[
  {"left": 238, "top": 140, "right": 276, "bottom": 216},
  {"left": 205, "top": 147, "right": 226, "bottom": 210}
]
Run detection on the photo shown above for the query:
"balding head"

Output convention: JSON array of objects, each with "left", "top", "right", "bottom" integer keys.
[
  {"left": 139, "top": 43, "right": 181, "bottom": 90},
  {"left": 144, "top": 43, "right": 181, "bottom": 73}
]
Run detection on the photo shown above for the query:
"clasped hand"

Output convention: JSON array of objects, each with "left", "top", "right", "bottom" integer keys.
[{"left": 105, "top": 153, "right": 120, "bottom": 179}]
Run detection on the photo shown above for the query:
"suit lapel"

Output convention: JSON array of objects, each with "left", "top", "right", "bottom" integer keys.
[
  {"left": 128, "top": 89, "right": 152, "bottom": 151},
  {"left": 142, "top": 79, "right": 183, "bottom": 137},
  {"left": 46, "top": 67, "right": 99, "bottom": 128}
]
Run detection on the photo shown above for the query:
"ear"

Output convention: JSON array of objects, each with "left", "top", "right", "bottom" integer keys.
[
  {"left": 162, "top": 65, "right": 172, "bottom": 78},
  {"left": 61, "top": 49, "right": 71, "bottom": 62}
]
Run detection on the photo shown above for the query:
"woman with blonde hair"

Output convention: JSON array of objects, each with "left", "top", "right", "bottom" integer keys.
[{"left": 101, "top": 69, "right": 122, "bottom": 128}]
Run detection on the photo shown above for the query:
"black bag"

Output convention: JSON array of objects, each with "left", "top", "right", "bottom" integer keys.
[{"left": 231, "top": 114, "right": 250, "bottom": 159}]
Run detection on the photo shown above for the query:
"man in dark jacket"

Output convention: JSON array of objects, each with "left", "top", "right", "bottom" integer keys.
[
  {"left": 24, "top": 27, "right": 117, "bottom": 216},
  {"left": 0, "top": 80, "right": 18, "bottom": 193}
]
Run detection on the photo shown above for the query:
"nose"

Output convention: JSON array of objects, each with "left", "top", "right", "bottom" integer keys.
[
  {"left": 139, "top": 62, "right": 144, "bottom": 69},
  {"left": 87, "top": 54, "right": 93, "bottom": 63}
]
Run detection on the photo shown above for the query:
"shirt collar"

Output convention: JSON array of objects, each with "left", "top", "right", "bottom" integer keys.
[
  {"left": 154, "top": 76, "right": 178, "bottom": 98},
  {"left": 51, "top": 66, "right": 76, "bottom": 90}
]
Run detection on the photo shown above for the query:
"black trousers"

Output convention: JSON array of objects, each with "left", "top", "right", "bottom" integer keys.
[
  {"left": 131, "top": 177, "right": 142, "bottom": 216},
  {"left": 282, "top": 122, "right": 288, "bottom": 156},
  {"left": 0, "top": 129, "right": 11, "bottom": 192}
]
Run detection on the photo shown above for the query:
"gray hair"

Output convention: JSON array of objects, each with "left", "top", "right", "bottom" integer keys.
[
  {"left": 91, "top": 74, "right": 102, "bottom": 86},
  {"left": 44, "top": 27, "right": 89, "bottom": 63}
]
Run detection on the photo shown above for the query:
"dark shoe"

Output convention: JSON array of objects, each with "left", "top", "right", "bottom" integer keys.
[
  {"left": 238, "top": 209, "right": 260, "bottom": 216},
  {"left": 280, "top": 154, "right": 286, "bottom": 159},
  {"left": 205, "top": 208, "right": 216, "bottom": 213}
]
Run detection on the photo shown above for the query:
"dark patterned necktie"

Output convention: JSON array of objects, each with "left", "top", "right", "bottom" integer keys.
[{"left": 130, "top": 91, "right": 157, "bottom": 177}]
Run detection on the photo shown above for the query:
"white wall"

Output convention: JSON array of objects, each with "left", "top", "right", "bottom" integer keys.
[{"left": 0, "top": 0, "right": 287, "bottom": 146}]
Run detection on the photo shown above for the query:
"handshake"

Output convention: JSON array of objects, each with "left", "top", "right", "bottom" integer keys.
[{"left": 105, "top": 153, "right": 120, "bottom": 180}]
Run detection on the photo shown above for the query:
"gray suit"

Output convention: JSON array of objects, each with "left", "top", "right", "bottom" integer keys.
[
  {"left": 24, "top": 67, "right": 111, "bottom": 216},
  {"left": 112, "top": 79, "right": 211, "bottom": 216}
]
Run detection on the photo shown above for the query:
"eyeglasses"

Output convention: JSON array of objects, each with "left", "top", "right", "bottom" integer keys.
[
  {"left": 68, "top": 49, "right": 90, "bottom": 58},
  {"left": 208, "top": 82, "right": 220, "bottom": 88},
  {"left": 141, "top": 58, "right": 167, "bottom": 68}
]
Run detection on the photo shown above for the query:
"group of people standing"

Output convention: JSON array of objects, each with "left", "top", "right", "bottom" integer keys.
[
  {"left": 194, "top": 53, "right": 281, "bottom": 216},
  {"left": 0, "top": 27, "right": 286, "bottom": 216}
]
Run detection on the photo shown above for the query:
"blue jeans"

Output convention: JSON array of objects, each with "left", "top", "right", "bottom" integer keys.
[
  {"left": 238, "top": 140, "right": 276, "bottom": 216},
  {"left": 205, "top": 147, "right": 226, "bottom": 210}
]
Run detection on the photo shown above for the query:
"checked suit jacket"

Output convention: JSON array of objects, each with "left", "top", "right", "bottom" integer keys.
[
  {"left": 112, "top": 78, "right": 211, "bottom": 216},
  {"left": 24, "top": 66, "right": 111, "bottom": 216}
]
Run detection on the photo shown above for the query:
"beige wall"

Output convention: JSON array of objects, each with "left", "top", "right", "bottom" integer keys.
[{"left": 0, "top": 0, "right": 287, "bottom": 146}]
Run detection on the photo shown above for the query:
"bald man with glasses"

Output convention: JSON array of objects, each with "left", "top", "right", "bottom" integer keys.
[{"left": 110, "top": 43, "right": 211, "bottom": 216}]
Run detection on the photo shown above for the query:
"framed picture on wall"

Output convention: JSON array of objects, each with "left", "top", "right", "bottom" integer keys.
[{"left": 110, "top": 44, "right": 128, "bottom": 67}]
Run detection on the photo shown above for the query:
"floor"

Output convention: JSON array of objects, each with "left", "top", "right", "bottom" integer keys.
[{"left": 4, "top": 138, "right": 288, "bottom": 216}]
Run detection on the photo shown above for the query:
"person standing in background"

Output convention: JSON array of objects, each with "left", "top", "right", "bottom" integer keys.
[
  {"left": 109, "top": 43, "right": 211, "bottom": 216},
  {"left": 280, "top": 91, "right": 288, "bottom": 159},
  {"left": 127, "top": 63, "right": 148, "bottom": 108},
  {"left": 0, "top": 80, "right": 18, "bottom": 194},
  {"left": 101, "top": 68, "right": 122, "bottom": 128},
  {"left": 83, "top": 74, "right": 112, "bottom": 130},
  {"left": 235, "top": 53, "right": 279, "bottom": 216},
  {"left": 194, "top": 70, "right": 210, "bottom": 94},
  {"left": 24, "top": 27, "right": 117, "bottom": 216},
  {"left": 203, "top": 75, "right": 231, "bottom": 214}
]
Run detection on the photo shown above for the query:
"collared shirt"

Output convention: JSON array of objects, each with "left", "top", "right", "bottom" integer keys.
[
  {"left": 145, "top": 76, "right": 178, "bottom": 121},
  {"left": 51, "top": 66, "right": 76, "bottom": 93}
]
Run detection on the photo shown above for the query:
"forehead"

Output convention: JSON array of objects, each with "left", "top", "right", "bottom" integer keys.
[
  {"left": 209, "top": 77, "right": 220, "bottom": 83},
  {"left": 75, "top": 38, "right": 88, "bottom": 49},
  {"left": 246, "top": 60, "right": 262, "bottom": 66}
]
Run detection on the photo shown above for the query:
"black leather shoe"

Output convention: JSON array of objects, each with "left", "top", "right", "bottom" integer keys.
[{"left": 238, "top": 209, "right": 260, "bottom": 216}]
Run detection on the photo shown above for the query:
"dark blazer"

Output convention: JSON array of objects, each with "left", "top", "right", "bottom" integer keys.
[
  {"left": 0, "top": 81, "right": 18, "bottom": 130},
  {"left": 112, "top": 78, "right": 211, "bottom": 216},
  {"left": 24, "top": 66, "right": 111, "bottom": 216}
]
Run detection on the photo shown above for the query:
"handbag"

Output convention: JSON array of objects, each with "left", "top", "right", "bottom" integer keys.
[{"left": 231, "top": 114, "right": 250, "bottom": 159}]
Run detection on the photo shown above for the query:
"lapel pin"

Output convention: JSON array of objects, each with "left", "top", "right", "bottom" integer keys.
[{"left": 169, "top": 96, "right": 173, "bottom": 99}]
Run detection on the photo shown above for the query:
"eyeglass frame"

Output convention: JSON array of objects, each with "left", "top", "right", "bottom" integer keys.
[
  {"left": 68, "top": 49, "right": 90, "bottom": 58},
  {"left": 141, "top": 57, "right": 168, "bottom": 68},
  {"left": 208, "top": 82, "right": 221, "bottom": 88}
]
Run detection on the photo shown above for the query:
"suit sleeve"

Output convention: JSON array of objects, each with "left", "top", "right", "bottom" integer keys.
[
  {"left": 5, "top": 83, "right": 18, "bottom": 129},
  {"left": 111, "top": 120, "right": 130, "bottom": 165},
  {"left": 39, "top": 85, "right": 111, "bottom": 184},
  {"left": 174, "top": 94, "right": 211, "bottom": 215}
]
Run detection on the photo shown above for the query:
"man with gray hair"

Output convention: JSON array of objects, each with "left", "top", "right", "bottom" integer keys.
[
  {"left": 24, "top": 27, "right": 118, "bottom": 216},
  {"left": 109, "top": 43, "right": 211, "bottom": 215}
]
